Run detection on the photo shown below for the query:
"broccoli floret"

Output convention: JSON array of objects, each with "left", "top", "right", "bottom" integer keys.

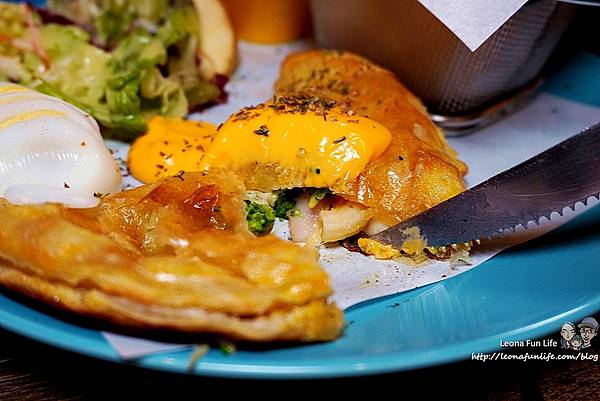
[
  {"left": 273, "top": 188, "right": 302, "bottom": 219},
  {"left": 245, "top": 201, "right": 275, "bottom": 235}
]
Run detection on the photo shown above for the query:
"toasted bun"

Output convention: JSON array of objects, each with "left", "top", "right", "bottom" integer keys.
[{"left": 193, "top": 0, "right": 237, "bottom": 79}]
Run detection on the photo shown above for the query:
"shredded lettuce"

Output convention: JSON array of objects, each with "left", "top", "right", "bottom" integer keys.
[
  {"left": 140, "top": 68, "right": 188, "bottom": 117},
  {"left": 0, "top": 2, "right": 28, "bottom": 40},
  {"left": 35, "top": 80, "right": 94, "bottom": 114},
  {"left": 41, "top": 24, "right": 91, "bottom": 59},
  {"left": 95, "top": 10, "right": 133, "bottom": 46},
  {"left": 0, "top": 3, "right": 34, "bottom": 82},
  {"left": 157, "top": 7, "right": 196, "bottom": 47},
  {"left": 0, "top": 1, "right": 222, "bottom": 140},
  {"left": 39, "top": 24, "right": 112, "bottom": 121},
  {"left": 110, "top": 28, "right": 167, "bottom": 68}
]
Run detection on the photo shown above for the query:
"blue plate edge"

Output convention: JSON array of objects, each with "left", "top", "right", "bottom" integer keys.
[{"left": 1, "top": 283, "right": 597, "bottom": 380}]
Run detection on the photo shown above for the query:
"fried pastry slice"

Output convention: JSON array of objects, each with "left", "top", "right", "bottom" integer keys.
[
  {"left": 274, "top": 50, "right": 467, "bottom": 228},
  {"left": 0, "top": 171, "right": 343, "bottom": 341}
]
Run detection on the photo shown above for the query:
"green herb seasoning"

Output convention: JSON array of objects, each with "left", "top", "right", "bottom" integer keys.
[{"left": 253, "top": 124, "right": 270, "bottom": 137}]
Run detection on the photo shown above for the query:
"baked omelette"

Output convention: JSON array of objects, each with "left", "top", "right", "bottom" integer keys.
[{"left": 200, "top": 50, "right": 467, "bottom": 249}]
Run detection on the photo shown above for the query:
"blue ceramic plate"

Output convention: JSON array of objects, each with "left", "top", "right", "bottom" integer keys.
[
  {"left": 2, "top": 0, "right": 600, "bottom": 379},
  {"left": 0, "top": 205, "right": 599, "bottom": 379}
]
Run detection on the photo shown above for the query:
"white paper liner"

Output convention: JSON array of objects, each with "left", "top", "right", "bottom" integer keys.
[{"left": 417, "top": 0, "right": 529, "bottom": 51}]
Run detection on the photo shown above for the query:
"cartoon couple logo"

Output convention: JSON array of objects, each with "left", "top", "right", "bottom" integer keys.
[{"left": 560, "top": 317, "right": 598, "bottom": 351}]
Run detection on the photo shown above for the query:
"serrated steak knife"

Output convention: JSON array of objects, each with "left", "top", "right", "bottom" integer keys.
[{"left": 369, "top": 123, "right": 600, "bottom": 248}]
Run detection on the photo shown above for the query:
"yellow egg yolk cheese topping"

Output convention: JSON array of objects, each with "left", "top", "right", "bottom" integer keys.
[
  {"left": 200, "top": 96, "right": 392, "bottom": 189},
  {"left": 128, "top": 116, "right": 218, "bottom": 183}
]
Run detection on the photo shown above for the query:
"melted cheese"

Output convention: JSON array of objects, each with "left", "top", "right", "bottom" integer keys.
[
  {"left": 200, "top": 101, "right": 392, "bottom": 188},
  {"left": 128, "top": 116, "right": 218, "bottom": 183},
  {"left": 357, "top": 238, "right": 401, "bottom": 259},
  {"left": 358, "top": 227, "right": 474, "bottom": 263},
  {"left": 358, "top": 227, "right": 429, "bottom": 262}
]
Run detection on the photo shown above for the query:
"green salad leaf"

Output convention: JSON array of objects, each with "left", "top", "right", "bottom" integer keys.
[
  {"left": 0, "top": 3, "right": 36, "bottom": 82},
  {"left": 38, "top": 24, "right": 112, "bottom": 125},
  {"left": 0, "top": 1, "right": 223, "bottom": 140},
  {"left": 95, "top": 10, "right": 133, "bottom": 47},
  {"left": 140, "top": 67, "right": 188, "bottom": 117}
]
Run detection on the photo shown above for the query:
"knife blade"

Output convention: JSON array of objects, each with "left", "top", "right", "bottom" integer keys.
[{"left": 369, "top": 123, "right": 600, "bottom": 248}]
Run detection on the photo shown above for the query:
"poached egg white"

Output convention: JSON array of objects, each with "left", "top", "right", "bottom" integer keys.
[{"left": 0, "top": 82, "right": 121, "bottom": 208}]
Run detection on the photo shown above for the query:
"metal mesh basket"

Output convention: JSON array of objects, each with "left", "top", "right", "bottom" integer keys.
[{"left": 310, "top": 0, "right": 577, "bottom": 132}]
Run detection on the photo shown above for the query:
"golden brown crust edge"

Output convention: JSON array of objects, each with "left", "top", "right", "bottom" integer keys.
[
  {"left": 0, "top": 173, "right": 344, "bottom": 342},
  {"left": 0, "top": 259, "right": 343, "bottom": 342},
  {"left": 275, "top": 50, "right": 467, "bottom": 226}
]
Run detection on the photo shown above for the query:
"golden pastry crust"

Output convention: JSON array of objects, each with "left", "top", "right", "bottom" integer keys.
[
  {"left": 274, "top": 50, "right": 467, "bottom": 226},
  {"left": 0, "top": 172, "right": 343, "bottom": 342}
]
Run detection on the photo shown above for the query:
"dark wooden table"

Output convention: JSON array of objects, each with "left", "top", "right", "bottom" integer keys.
[{"left": 0, "top": 312, "right": 598, "bottom": 400}]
